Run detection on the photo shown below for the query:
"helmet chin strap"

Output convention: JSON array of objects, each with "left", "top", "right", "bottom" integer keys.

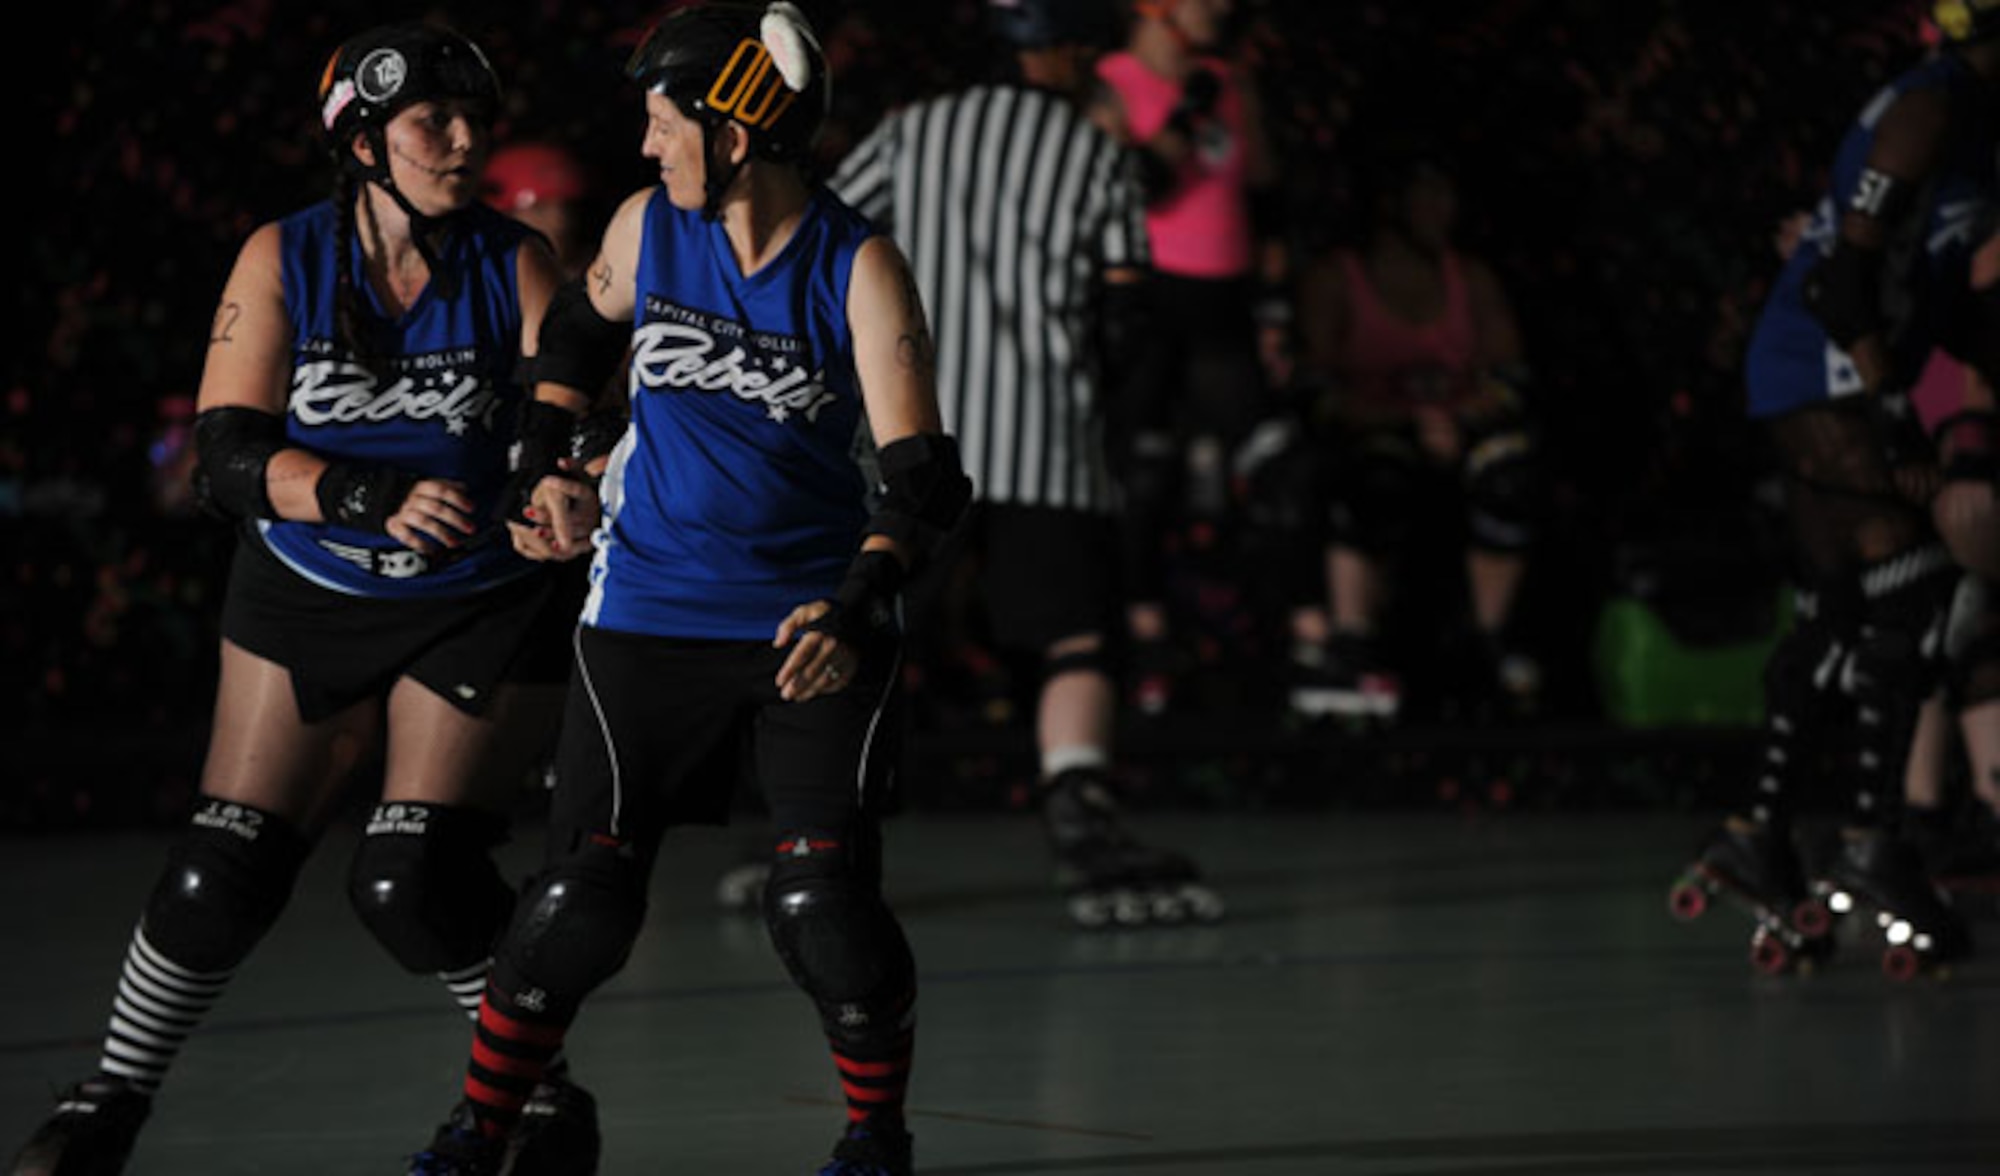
[
  {"left": 699, "top": 121, "right": 746, "bottom": 223},
  {"left": 348, "top": 127, "right": 464, "bottom": 297}
]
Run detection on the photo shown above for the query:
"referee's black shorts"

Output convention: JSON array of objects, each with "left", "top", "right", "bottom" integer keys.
[
  {"left": 545, "top": 623, "right": 905, "bottom": 862},
  {"left": 220, "top": 538, "right": 578, "bottom": 722},
  {"left": 918, "top": 502, "right": 1121, "bottom": 653}
]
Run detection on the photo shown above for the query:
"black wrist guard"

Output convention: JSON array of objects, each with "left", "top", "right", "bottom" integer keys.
[
  {"left": 1166, "top": 67, "right": 1221, "bottom": 137},
  {"left": 316, "top": 462, "right": 419, "bottom": 533},
  {"left": 571, "top": 410, "right": 628, "bottom": 467},
  {"left": 504, "top": 399, "right": 583, "bottom": 524},
  {"left": 806, "top": 548, "right": 905, "bottom": 647}
]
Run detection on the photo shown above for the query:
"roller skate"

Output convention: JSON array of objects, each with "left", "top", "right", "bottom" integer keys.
[
  {"left": 11, "top": 1074, "right": 151, "bottom": 1176},
  {"left": 1667, "top": 818, "right": 1831, "bottom": 975},
  {"left": 1473, "top": 634, "right": 1543, "bottom": 724},
  {"left": 509, "top": 1068, "right": 601, "bottom": 1175},
  {"left": 1040, "top": 769, "right": 1225, "bottom": 930},
  {"left": 1800, "top": 826, "right": 1972, "bottom": 981},
  {"left": 1288, "top": 633, "right": 1400, "bottom": 724},
  {"left": 817, "top": 1120, "right": 913, "bottom": 1176},
  {"left": 406, "top": 1107, "right": 503, "bottom": 1176}
]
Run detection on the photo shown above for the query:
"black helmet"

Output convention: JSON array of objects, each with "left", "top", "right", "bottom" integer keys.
[
  {"left": 1934, "top": 0, "right": 2000, "bottom": 44},
  {"left": 318, "top": 22, "right": 501, "bottom": 151},
  {"left": 985, "top": 0, "right": 1114, "bottom": 49},
  {"left": 625, "top": 2, "right": 829, "bottom": 164}
]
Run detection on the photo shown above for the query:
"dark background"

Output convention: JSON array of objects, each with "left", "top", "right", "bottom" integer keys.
[{"left": 2, "top": 1, "right": 1942, "bottom": 826}]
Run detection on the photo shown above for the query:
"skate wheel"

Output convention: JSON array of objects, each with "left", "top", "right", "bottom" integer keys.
[
  {"left": 1110, "top": 889, "right": 1152, "bottom": 927},
  {"left": 1790, "top": 898, "right": 1833, "bottom": 940},
  {"left": 1145, "top": 890, "right": 1190, "bottom": 925},
  {"left": 1066, "top": 893, "right": 1114, "bottom": 930},
  {"left": 1749, "top": 929, "right": 1792, "bottom": 976},
  {"left": 1667, "top": 878, "right": 1708, "bottom": 922},
  {"left": 1881, "top": 945, "right": 1923, "bottom": 983},
  {"left": 1180, "top": 884, "right": 1226, "bottom": 923}
]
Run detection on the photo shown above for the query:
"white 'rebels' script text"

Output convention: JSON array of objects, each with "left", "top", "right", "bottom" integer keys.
[
  {"left": 291, "top": 359, "right": 503, "bottom": 435},
  {"left": 631, "top": 320, "right": 834, "bottom": 425}
]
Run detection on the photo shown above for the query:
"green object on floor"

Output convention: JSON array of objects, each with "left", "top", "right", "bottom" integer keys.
[{"left": 1593, "top": 590, "right": 1792, "bottom": 728}]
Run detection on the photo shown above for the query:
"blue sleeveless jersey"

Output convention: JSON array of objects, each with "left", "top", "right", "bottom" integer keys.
[
  {"left": 1744, "top": 54, "right": 1997, "bottom": 420},
  {"left": 254, "top": 201, "right": 538, "bottom": 597},
  {"left": 583, "top": 187, "right": 875, "bottom": 640}
]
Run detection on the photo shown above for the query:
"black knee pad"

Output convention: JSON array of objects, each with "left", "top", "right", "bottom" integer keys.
[
  {"left": 492, "top": 838, "right": 647, "bottom": 1016},
  {"left": 1940, "top": 575, "right": 1999, "bottom": 708},
  {"left": 143, "top": 799, "right": 311, "bottom": 973},
  {"left": 1328, "top": 432, "right": 1419, "bottom": 553},
  {"left": 347, "top": 803, "right": 514, "bottom": 974},
  {"left": 763, "top": 826, "right": 915, "bottom": 1038},
  {"left": 1463, "top": 424, "right": 1539, "bottom": 551}
]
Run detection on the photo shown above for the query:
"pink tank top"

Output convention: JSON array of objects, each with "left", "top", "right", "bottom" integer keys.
[
  {"left": 1096, "top": 51, "right": 1252, "bottom": 280},
  {"left": 1338, "top": 250, "right": 1480, "bottom": 408}
]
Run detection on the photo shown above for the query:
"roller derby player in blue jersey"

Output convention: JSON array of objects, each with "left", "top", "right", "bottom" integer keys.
[
  {"left": 11, "top": 22, "right": 605, "bottom": 1176},
  {"left": 402, "top": 6, "right": 965, "bottom": 1174},
  {"left": 1671, "top": 1, "right": 1999, "bottom": 979}
]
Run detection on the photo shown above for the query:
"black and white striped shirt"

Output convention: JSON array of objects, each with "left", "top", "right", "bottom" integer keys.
[{"left": 831, "top": 83, "right": 1150, "bottom": 512}]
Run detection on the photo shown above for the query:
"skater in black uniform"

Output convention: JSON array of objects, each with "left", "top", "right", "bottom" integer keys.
[
  {"left": 11, "top": 22, "right": 601, "bottom": 1175},
  {"left": 828, "top": 0, "right": 1224, "bottom": 928},
  {"left": 403, "top": 5, "right": 965, "bottom": 1174},
  {"left": 1670, "top": 4, "right": 1999, "bottom": 977}
]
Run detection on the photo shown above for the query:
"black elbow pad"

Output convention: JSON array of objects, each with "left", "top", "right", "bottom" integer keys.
[
  {"left": 191, "top": 406, "right": 287, "bottom": 521},
  {"left": 1801, "top": 245, "right": 1886, "bottom": 349},
  {"left": 533, "top": 279, "right": 629, "bottom": 397},
  {"left": 866, "top": 433, "right": 973, "bottom": 566}
]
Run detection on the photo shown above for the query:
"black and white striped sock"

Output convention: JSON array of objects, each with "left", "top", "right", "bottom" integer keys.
[
  {"left": 97, "top": 928, "right": 232, "bottom": 1094},
  {"left": 439, "top": 958, "right": 491, "bottom": 1020}
]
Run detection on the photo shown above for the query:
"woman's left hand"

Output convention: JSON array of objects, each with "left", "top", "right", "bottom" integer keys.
[{"left": 774, "top": 601, "right": 858, "bottom": 701}]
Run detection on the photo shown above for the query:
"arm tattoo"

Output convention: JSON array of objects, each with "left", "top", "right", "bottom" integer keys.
[
  {"left": 591, "top": 259, "right": 613, "bottom": 298},
  {"left": 893, "top": 267, "right": 935, "bottom": 378},
  {"left": 210, "top": 302, "right": 242, "bottom": 345}
]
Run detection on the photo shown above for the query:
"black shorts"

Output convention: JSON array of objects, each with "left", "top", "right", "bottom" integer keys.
[
  {"left": 220, "top": 538, "right": 578, "bottom": 722},
  {"left": 919, "top": 503, "right": 1121, "bottom": 653},
  {"left": 546, "top": 624, "right": 904, "bottom": 857}
]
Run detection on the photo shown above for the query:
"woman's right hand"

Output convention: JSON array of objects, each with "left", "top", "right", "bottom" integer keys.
[
  {"left": 507, "top": 469, "right": 599, "bottom": 561},
  {"left": 387, "top": 478, "right": 478, "bottom": 555}
]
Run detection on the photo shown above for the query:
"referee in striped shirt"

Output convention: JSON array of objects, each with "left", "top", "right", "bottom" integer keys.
[{"left": 830, "top": 0, "right": 1221, "bottom": 926}]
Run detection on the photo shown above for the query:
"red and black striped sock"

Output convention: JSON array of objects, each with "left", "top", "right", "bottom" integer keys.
[
  {"left": 829, "top": 994, "right": 915, "bottom": 1130},
  {"left": 464, "top": 983, "right": 569, "bottom": 1139}
]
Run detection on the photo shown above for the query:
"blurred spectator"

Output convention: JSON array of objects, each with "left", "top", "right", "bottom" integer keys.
[
  {"left": 1290, "top": 136, "right": 1542, "bottom": 724},
  {"left": 483, "top": 139, "right": 600, "bottom": 279},
  {"left": 1089, "top": 0, "right": 1292, "bottom": 716}
]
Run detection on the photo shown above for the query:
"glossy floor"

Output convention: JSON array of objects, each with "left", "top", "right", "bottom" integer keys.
[{"left": 2, "top": 811, "right": 1994, "bottom": 1175}]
